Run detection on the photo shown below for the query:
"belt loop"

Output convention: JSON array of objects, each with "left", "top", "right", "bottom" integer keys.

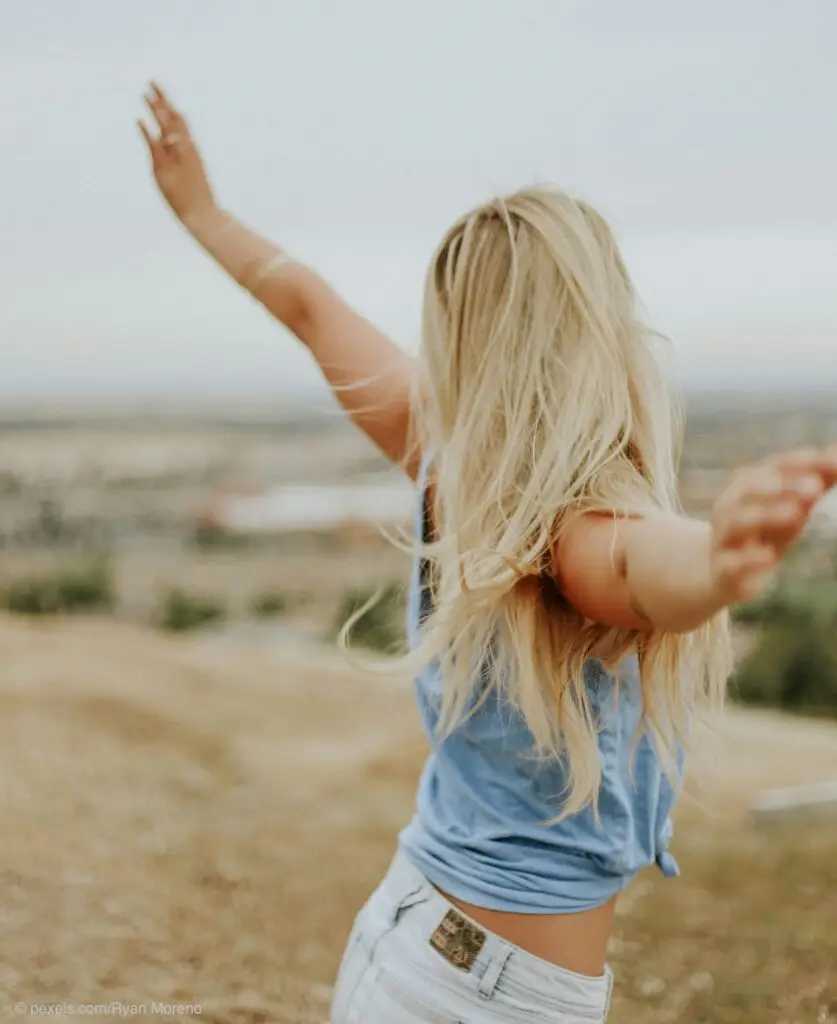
[
  {"left": 477, "top": 942, "right": 513, "bottom": 999},
  {"left": 603, "top": 965, "right": 615, "bottom": 1020}
]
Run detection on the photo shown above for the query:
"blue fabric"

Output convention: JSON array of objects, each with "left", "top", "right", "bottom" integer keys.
[{"left": 398, "top": 456, "right": 682, "bottom": 913}]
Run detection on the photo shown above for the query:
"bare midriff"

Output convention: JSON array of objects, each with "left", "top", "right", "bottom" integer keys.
[{"left": 436, "top": 888, "right": 618, "bottom": 977}]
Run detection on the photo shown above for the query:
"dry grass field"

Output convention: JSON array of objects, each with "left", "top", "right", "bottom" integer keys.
[{"left": 1, "top": 614, "right": 836, "bottom": 1024}]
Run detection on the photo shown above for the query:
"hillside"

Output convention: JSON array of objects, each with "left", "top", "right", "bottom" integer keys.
[{"left": 1, "top": 616, "right": 836, "bottom": 1023}]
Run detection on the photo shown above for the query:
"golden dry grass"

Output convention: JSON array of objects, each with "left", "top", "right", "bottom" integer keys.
[{"left": 1, "top": 614, "right": 836, "bottom": 1024}]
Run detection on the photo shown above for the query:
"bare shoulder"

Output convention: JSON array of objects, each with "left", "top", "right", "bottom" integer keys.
[{"left": 550, "top": 511, "right": 649, "bottom": 631}]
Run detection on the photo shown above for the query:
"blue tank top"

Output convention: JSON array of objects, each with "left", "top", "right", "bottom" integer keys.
[{"left": 398, "top": 457, "right": 681, "bottom": 913}]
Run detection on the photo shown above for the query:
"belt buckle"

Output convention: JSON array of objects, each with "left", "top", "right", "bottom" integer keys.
[{"left": 429, "top": 908, "right": 486, "bottom": 972}]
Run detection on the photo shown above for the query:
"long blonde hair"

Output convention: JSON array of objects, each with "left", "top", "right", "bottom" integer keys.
[{"left": 357, "top": 186, "right": 732, "bottom": 817}]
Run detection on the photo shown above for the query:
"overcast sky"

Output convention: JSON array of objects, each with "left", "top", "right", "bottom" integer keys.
[{"left": 2, "top": 0, "right": 837, "bottom": 401}]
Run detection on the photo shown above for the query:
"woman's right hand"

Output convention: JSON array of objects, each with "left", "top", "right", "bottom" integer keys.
[
  {"left": 709, "top": 446, "right": 837, "bottom": 605},
  {"left": 139, "top": 82, "right": 217, "bottom": 227}
]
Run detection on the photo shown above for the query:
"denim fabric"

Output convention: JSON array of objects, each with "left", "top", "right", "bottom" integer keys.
[{"left": 331, "top": 850, "right": 614, "bottom": 1023}]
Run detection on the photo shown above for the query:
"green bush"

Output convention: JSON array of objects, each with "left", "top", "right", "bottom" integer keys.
[
  {"left": 6, "top": 578, "right": 62, "bottom": 615},
  {"left": 733, "top": 590, "right": 809, "bottom": 627},
  {"left": 732, "top": 583, "right": 837, "bottom": 630},
  {"left": 732, "top": 620, "right": 837, "bottom": 717},
  {"left": 156, "top": 588, "right": 226, "bottom": 633},
  {"left": 249, "top": 590, "right": 288, "bottom": 618},
  {"left": 334, "top": 582, "right": 405, "bottom": 653},
  {"left": 193, "top": 526, "right": 250, "bottom": 550},
  {"left": 4, "top": 561, "right": 115, "bottom": 616},
  {"left": 54, "top": 562, "right": 115, "bottom": 611}
]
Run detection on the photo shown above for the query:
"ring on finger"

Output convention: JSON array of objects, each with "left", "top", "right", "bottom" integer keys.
[{"left": 162, "top": 132, "right": 184, "bottom": 146}]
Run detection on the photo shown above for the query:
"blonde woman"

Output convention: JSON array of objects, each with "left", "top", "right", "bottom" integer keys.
[{"left": 140, "top": 84, "right": 837, "bottom": 1023}]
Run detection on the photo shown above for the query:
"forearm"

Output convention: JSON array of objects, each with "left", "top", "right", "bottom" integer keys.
[
  {"left": 181, "top": 206, "right": 420, "bottom": 472},
  {"left": 560, "top": 449, "right": 837, "bottom": 634},
  {"left": 620, "top": 516, "right": 725, "bottom": 632},
  {"left": 182, "top": 206, "right": 312, "bottom": 333}
]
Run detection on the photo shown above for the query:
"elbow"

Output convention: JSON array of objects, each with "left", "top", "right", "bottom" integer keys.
[{"left": 254, "top": 265, "right": 317, "bottom": 342}]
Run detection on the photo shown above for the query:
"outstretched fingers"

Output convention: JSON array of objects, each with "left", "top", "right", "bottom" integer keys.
[
  {"left": 139, "top": 81, "right": 195, "bottom": 170},
  {"left": 150, "top": 82, "right": 186, "bottom": 135},
  {"left": 769, "top": 447, "right": 837, "bottom": 490},
  {"left": 710, "top": 445, "right": 837, "bottom": 605},
  {"left": 718, "top": 446, "right": 837, "bottom": 559},
  {"left": 712, "top": 543, "right": 775, "bottom": 602},
  {"left": 138, "top": 117, "right": 163, "bottom": 164}
]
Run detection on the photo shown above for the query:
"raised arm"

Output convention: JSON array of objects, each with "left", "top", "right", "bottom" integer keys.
[
  {"left": 553, "top": 447, "right": 837, "bottom": 633},
  {"left": 139, "top": 83, "right": 420, "bottom": 477}
]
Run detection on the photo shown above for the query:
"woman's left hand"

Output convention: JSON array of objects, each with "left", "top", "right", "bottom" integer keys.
[{"left": 139, "top": 82, "right": 217, "bottom": 226}]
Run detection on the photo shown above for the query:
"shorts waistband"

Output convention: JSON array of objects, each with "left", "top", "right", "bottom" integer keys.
[{"left": 368, "top": 848, "right": 613, "bottom": 1015}]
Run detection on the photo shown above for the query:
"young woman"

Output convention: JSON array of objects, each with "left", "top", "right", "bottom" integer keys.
[{"left": 140, "top": 83, "right": 837, "bottom": 1023}]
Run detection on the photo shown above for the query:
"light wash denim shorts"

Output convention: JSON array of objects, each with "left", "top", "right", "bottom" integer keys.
[{"left": 331, "top": 849, "right": 614, "bottom": 1023}]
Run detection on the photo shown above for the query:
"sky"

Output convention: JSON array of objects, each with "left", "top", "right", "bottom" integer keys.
[{"left": 2, "top": 0, "right": 837, "bottom": 401}]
